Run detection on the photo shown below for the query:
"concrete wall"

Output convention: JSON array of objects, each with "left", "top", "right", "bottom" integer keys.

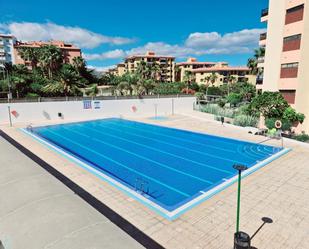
[{"left": 0, "top": 97, "right": 195, "bottom": 125}]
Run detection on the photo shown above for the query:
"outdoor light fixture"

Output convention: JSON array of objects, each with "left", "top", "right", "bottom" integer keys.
[{"left": 233, "top": 164, "right": 250, "bottom": 249}]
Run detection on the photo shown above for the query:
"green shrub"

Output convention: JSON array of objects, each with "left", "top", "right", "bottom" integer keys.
[
  {"left": 265, "top": 118, "right": 292, "bottom": 131},
  {"left": 293, "top": 133, "right": 309, "bottom": 142},
  {"left": 283, "top": 107, "right": 305, "bottom": 124},
  {"left": 26, "top": 92, "right": 40, "bottom": 98},
  {"left": 201, "top": 104, "right": 234, "bottom": 118},
  {"left": 195, "top": 92, "right": 205, "bottom": 100},
  {"left": 233, "top": 115, "right": 259, "bottom": 127},
  {"left": 207, "top": 86, "right": 223, "bottom": 96},
  {"left": 227, "top": 93, "right": 242, "bottom": 107},
  {"left": 217, "top": 98, "right": 226, "bottom": 108},
  {"left": 153, "top": 82, "right": 185, "bottom": 94}
]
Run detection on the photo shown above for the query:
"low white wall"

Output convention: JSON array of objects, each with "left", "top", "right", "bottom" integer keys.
[{"left": 0, "top": 97, "right": 195, "bottom": 125}]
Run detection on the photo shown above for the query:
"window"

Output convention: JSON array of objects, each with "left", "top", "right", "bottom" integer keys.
[
  {"left": 283, "top": 34, "right": 302, "bottom": 51},
  {"left": 280, "top": 90, "right": 296, "bottom": 104},
  {"left": 281, "top": 62, "right": 299, "bottom": 69},
  {"left": 287, "top": 4, "right": 304, "bottom": 14},
  {"left": 285, "top": 4, "right": 304, "bottom": 24}
]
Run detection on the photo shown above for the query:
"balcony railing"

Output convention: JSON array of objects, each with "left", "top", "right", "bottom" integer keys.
[
  {"left": 256, "top": 75, "right": 264, "bottom": 85},
  {"left": 258, "top": 57, "right": 265, "bottom": 63},
  {"left": 260, "top": 33, "right": 267, "bottom": 41},
  {"left": 261, "top": 8, "right": 269, "bottom": 17}
]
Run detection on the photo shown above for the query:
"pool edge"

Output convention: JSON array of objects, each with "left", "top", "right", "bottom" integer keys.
[{"left": 20, "top": 127, "right": 291, "bottom": 220}]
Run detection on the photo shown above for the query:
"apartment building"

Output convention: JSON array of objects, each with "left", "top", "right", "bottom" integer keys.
[
  {"left": 0, "top": 34, "right": 16, "bottom": 66},
  {"left": 14, "top": 40, "right": 82, "bottom": 68},
  {"left": 192, "top": 65, "right": 255, "bottom": 86},
  {"left": 175, "top": 58, "right": 216, "bottom": 82},
  {"left": 259, "top": 0, "right": 309, "bottom": 133},
  {"left": 116, "top": 63, "right": 127, "bottom": 76},
  {"left": 124, "top": 51, "right": 175, "bottom": 82}
]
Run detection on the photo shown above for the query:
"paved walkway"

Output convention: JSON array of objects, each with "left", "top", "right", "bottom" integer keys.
[
  {"left": 0, "top": 135, "right": 144, "bottom": 249},
  {"left": 1, "top": 111, "right": 309, "bottom": 248}
]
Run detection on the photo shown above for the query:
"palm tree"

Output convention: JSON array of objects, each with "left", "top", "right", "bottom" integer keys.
[
  {"left": 183, "top": 70, "right": 194, "bottom": 94},
  {"left": 226, "top": 75, "right": 237, "bottom": 95},
  {"left": 43, "top": 64, "right": 84, "bottom": 96},
  {"left": 40, "top": 45, "right": 63, "bottom": 79},
  {"left": 18, "top": 47, "right": 40, "bottom": 69},
  {"left": 202, "top": 75, "right": 212, "bottom": 96},
  {"left": 85, "top": 84, "right": 99, "bottom": 97},
  {"left": 247, "top": 47, "right": 265, "bottom": 74}
]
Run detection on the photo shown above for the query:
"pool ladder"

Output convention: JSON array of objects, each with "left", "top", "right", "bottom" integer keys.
[{"left": 135, "top": 178, "right": 149, "bottom": 195}]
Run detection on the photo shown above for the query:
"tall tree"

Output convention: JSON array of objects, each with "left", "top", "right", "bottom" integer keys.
[
  {"left": 247, "top": 47, "right": 265, "bottom": 74},
  {"left": 40, "top": 45, "right": 63, "bottom": 79},
  {"left": 17, "top": 47, "right": 40, "bottom": 69}
]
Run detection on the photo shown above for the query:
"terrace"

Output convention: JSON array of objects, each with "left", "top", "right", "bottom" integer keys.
[{"left": 1, "top": 106, "right": 309, "bottom": 248}]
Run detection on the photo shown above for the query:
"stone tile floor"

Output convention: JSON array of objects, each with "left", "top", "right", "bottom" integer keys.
[{"left": 1, "top": 111, "right": 309, "bottom": 249}]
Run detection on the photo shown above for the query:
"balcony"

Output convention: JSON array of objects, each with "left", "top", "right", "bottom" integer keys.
[
  {"left": 256, "top": 75, "right": 264, "bottom": 85},
  {"left": 257, "top": 57, "right": 265, "bottom": 64},
  {"left": 261, "top": 8, "right": 269, "bottom": 17},
  {"left": 260, "top": 33, "right": 267, "bottom": 40},
  {"left": 261, "top": 8, "right": 269, "bottom": 22}
]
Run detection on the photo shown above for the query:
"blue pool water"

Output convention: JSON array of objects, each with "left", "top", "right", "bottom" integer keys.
[{"left": 32, "top": 118, "right": 283, "bottom": 212}]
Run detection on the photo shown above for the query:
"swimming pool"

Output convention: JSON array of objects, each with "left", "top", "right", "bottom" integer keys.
[{"left": 24, "top": 118, "right": 290, "bottom": 219}]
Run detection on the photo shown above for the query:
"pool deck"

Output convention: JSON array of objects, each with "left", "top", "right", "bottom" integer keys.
[{"left": 1, "top": 111, "right": 309, "bottom": 249}]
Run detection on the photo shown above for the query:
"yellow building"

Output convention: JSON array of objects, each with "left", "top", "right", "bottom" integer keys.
[
  {"left": 192, "top": 66, "right": 255, "bottom": 87},
  {"left": 124, "top": 51, "right": 175, "bottom": 82},
  {"left": 175, "top": 58, "right": 216, "bottom": 82},
  {"left": 116, "top": 63, "right": 127, "bottom": 76},
  {"left": 259, "top": 0, "right": 309, "bottom": 133}
]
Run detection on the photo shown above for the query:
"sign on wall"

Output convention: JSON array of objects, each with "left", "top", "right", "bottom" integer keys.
[
  {"left": 93, "top": 101, "right": 101, "bottom": 109},
  {"left": 83, "top": 100, "right": 92, "bottom": 109}
]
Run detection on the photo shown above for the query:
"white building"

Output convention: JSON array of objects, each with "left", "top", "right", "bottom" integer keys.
[{"left": 0, "top": 34, "right": 16, "bottom": 66}]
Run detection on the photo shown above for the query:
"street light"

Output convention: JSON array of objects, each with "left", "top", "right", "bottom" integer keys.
[{"left": 233, "top": 164, "right": 250, "bottom": 249}]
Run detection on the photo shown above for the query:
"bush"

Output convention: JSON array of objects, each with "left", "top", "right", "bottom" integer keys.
[
  {"left": 201, "top": 104, "right": 234, "bottom": 118},
  {"left": 207, "top": 86, "right": 223, "bottom": 96},
  {"left": 195, "top": 92, "right": 205, "bottom": 100},
  {"left": 293, "top": 133, "right": 309, "bottom": 142},
  {"left": 283, "top": 107, "right": 305, "bottom": 124},
  {"left": 217, "top": 98, "right": 226, "bottom": 108},
  {"left": 265, "top": 118, "right": 292, "bottom": 131},
  {"left": 153, "top": 82, "right": 185, "bottom": 95},
  {"left": 233, "top": 115, "right": 259, "bottom": 127},
  {"left": 226, "top": 93, "right": 242, "bottom": 107}
]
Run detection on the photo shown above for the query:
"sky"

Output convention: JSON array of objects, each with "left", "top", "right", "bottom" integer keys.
[{"left": 0, "top": 0, "right": 268, "bottom": 72}]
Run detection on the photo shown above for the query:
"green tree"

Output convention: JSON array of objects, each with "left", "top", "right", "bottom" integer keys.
[
  {"left": 183, "top": 70, "right": 194, "bottom": 94},
  {"left": 17, "top": 47, "right": 40, "bottom": 69},
  {"left": 40, "top": 45, "right": 63, "bottom": 79},
  {"left": 247, "top": 91, "right": 289, "bottom": 118},
  {"left": 43, "top": 64, "right": 84, "bottom": 96},
  {"left": 247, "top": 47, "right": 265, "bottom": 74}
]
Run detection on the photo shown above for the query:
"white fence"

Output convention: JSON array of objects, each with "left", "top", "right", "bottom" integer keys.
[{"left": 0, "top": 97, "right": 196, "bottom": 125}]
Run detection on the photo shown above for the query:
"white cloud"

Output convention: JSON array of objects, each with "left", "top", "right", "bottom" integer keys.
[
  {"left": 84, "top": 49, "right": 126, "bottom": 60},
  {"left": 85, "top": 28, "right": 265, "bottom": 61},
  {"left": 87, "top": 65, "right": 114, "bottom": 72},
  {"left": 185, "top": 29, "right": 266, "bottom": 48},
  {"left": 0, "top": 22, "right": 134, "bottom": 48}
]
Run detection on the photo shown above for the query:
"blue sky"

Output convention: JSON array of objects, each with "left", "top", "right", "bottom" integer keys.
[{"left": 0, "top": 0, "right": 268, "bottom": 71}]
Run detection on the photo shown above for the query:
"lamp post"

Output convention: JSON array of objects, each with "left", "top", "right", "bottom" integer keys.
[{"left": 233, "top": 164, "right": 250, "bottom": 249}]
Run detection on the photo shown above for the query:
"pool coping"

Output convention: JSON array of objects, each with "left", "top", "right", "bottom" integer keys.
[{"left": 20, "top": 121, "right": 292, "bottom": 220}]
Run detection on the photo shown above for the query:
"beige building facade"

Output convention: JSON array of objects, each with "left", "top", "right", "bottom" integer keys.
[
  {"left": 259, "top": 0, "right": 309, "bottom": 133},
  {"left": 175, "top": 58, "right": 217, "bottom": 82},
  {"left": 192, "top": 66, "right": 255, "bottom": 87},
  {"left": 14, "top": 40, "right": 82, "bottom": 68},
  {"left": 124, "top": 51, "right": 175, "bottom": 82}
]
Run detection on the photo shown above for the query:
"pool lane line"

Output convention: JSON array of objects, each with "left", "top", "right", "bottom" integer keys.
[
  {"left": 79, "top": 125, "right": 233, "bottom": 175},
  {"left": 0, "top": 129, "right": 165, "bottom": 249},
  {"left": 99, "top": 122, "right": 265, "bottom": 164},
  {"left": 95, "top": 122, "right": 253, "bottom": 166},
  {"left": 45, "top": 129, "right": 191, "bottom": 198},
  {"left": 60, "top": 127, "right": 213, "bottom": 184},
  {"left": 105, "top": 119, "right": 237, "bottom": 153}
]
